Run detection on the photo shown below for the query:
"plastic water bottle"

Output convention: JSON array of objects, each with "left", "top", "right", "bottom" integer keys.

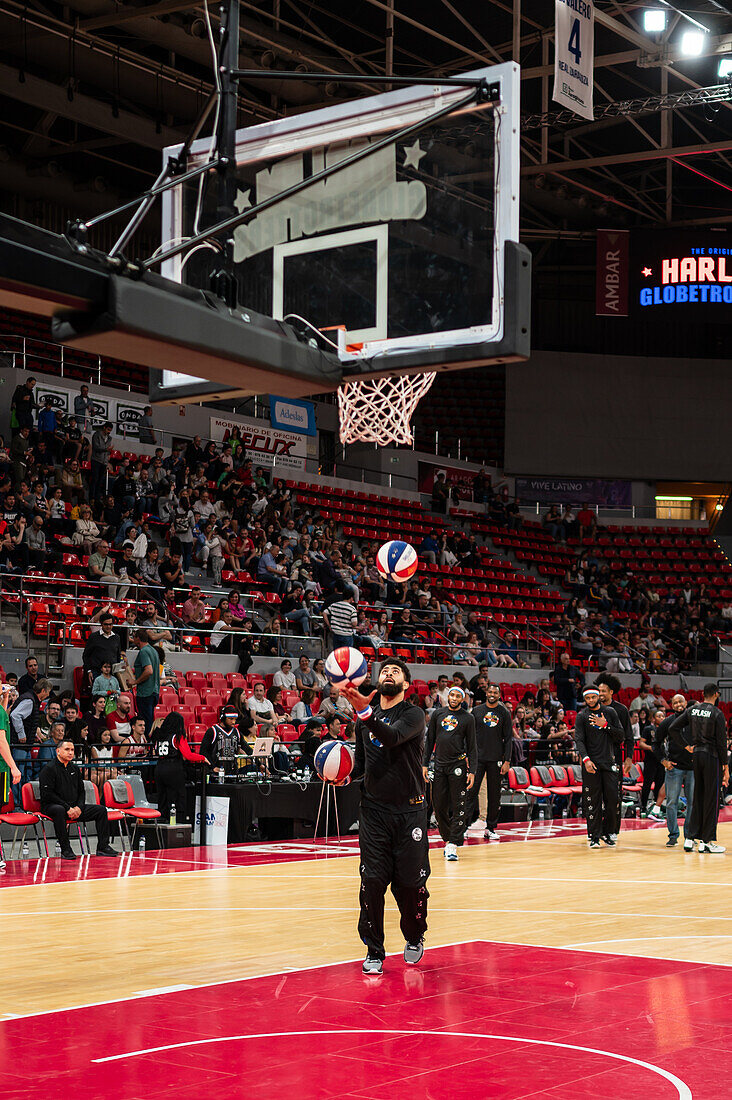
[
  {"left": 170, "top": 803, "right": 177, "bottom": 826},
  {"left": 55, "top": 841, "right": 61, "bottom": 856},
  {"left": 139, "top": 836, "right": 146, "bottom": 853},
  {"left": 562, "top": 808, "right": 568, "bottom": 819},
  {"left": 22, "top": 842, "right": 29, "bottom": 856}
]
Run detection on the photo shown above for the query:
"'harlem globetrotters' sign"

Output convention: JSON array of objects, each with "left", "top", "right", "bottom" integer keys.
[{"left": 631, "top": 230, "right": 732, "bottom": 317}]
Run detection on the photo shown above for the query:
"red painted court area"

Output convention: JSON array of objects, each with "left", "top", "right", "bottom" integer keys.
[
  {"left": 2, "top": 941, "right": 726, "bottom": 1099},
  {"left": 0, "top": 812, "right": 692, "bottom": 888}
]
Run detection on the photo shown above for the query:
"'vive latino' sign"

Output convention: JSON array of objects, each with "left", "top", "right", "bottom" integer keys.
[{"left": 631, "top": 229, "right": 732, "bottom": 317}]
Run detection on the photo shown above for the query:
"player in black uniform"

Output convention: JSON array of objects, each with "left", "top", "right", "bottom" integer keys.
[
  {"left": 423, "top": 686, "right": 476, "bottom": 861},
  {"left": 669, "top": 683, "right": 729, "bottom": 853},
  {"left": 573, "top": 685, "right": 625, "bottom": 848},
  {"left": 468, "top": 682, "right": 512, "bottom": 841},
  {"left": 595, "top": 674, "right": 634, "bottom": 842},
  {"left": 151, "top": 712, "right": 209, "bottom": 823},
  {"left": 200, "top": 705, "right": 250, "bottom": 779},
  {"left": 340, "top": 658, "right": 429, "bottom": 976}
]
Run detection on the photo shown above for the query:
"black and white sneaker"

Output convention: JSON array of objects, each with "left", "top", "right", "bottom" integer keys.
[
  {"left": 404, "top": 940, "right": 424, "bottom": 966},
  {"left": 666, "top": 837, "right": 678, "bottom": 847},
  {"left": 589, "top": 839, "right": 601, "bottom": 849},
  {"left": 601, "top": 835, "right": 616, "bottom": 847},
  {"left": 362, "top": 955, "right": 383, "bottom": 975}
]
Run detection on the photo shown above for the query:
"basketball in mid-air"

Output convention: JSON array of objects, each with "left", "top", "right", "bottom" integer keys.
[
  {"left": 324, "top": 646, "right": 368, "bottom": 687},
  {"left": 314, "top": 740, "right": 355, "bottom": 783},
  {"left": 375, "top": 539, "right": 418, "bottom": 583}
]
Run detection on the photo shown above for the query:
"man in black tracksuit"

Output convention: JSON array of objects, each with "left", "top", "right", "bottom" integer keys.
[
  {"left": 423, "top": 686, "right": 476, "bottom": 860},
  {"left": 653, "top": 693, "right": 693, "bottom": 848},
  {"left": 573, "top": 686, "right": 625, "bottom": 848},
  {"left": 669, "top": 683, "right": 729, "bottom": 852},
  {"left": 39, "top": 739, "right": 117, "bottom": 859},
  {"left": 468, "top": 682, "right": 512, "bottom": 841},
  {"left": 596, "top": 674, "right": 634, "bottom": 840},
  {"left": 341, "top": 658, "right": 430, "bottom": 976}
]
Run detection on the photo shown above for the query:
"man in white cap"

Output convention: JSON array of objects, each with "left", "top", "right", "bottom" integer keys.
[
  {"left": 423, "top": 685, "right": 476, "bottom": 861},
  {"left": 573, "top": 685, "right": 625, "bottom": 849}
]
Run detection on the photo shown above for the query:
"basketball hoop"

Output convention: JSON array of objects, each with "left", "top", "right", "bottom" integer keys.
[{"left": 337, "top": 372, "right": 436, "bottom": 445}]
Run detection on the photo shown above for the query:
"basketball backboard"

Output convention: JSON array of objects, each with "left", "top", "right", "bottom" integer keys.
[{"left": 156, "top": 61, "right": 528, "bottom": 399}]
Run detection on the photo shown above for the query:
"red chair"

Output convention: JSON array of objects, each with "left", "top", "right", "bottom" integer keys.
[
  {"left": 278, "top": 723, "right": 299, "bottom": 743},
  {"left": 83, "top": 780, "right": 129, "bottom": 851},
  {"left": 23, "top": 781, "right": 86, "bottom": 854},
  {"left": 0, "top": 791, "right": 47, "bottom": 858},
  {"left": 103, "top": 779, "right": 163, "bottom": 849},
  {"left": 551, "top": 765, "right": 582, "bottom": 795},
  {"left": 281, "top": 690, "right": 300, "bottom": 712}
]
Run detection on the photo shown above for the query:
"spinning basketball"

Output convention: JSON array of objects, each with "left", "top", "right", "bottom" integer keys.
[
  {"left": 376, "top": 540, "right": 418, "bottom": 583},
  {"left": 325, "top": 646, "right": 368, "bottom": 687},
  {"left": 314, "top": 740, "right": 355, "bottom": 783}
]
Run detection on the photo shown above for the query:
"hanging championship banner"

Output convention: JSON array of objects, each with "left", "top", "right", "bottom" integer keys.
[{"left": 553, "top": 0, "right": 594, "bottom": 121}]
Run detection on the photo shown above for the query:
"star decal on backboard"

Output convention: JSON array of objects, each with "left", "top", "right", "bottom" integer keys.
[
  {"left": 402, "top": 140, "right": 426, "bottom": 170},
  {"left": 641, "top": 266, "right": 652, "bottom": 277}
]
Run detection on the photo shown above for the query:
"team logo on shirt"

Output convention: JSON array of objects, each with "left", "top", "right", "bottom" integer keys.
[
  {"left": 441, "top": 714, "right": 458, "bottom": 731},
  {"left": 369, "top": 733, "right": 383, "bottom": 747},
  {"left": 412, "top": 827, "right": 423, "bottom": 841},
  {"left": 454, "top": 767, "right": 463, "bottom": 776},
  {"left": 483, "top": 712, "right": 500, "bottom": 727}
]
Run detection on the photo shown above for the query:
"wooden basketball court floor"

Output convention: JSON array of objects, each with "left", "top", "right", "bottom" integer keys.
[{"left": 2, "top": 812, "right": 731, "bottom": 1099}]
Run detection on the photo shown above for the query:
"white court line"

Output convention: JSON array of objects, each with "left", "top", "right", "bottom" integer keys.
[
  {"left": 90, "top": 1027, "right": 692, "bottom": 1099},
  {"left": 563, "top": 935, "right": 732, "bottom": 949}
]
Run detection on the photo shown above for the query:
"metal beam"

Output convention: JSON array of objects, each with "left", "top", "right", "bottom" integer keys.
[
  {"left": 522, "top": 137, "right": 732, "bottom": 174},
  {"left": 0, "top": 61, "right": 182, "bottom": 148}
]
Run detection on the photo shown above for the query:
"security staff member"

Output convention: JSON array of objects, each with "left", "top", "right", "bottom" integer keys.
[
  {"left": 468, "top": 682, "right": 512, "bottom": 841},
  {"left": 595, "top": 673, "right": 634, "bottom": 841},
  {"left": 340, "top": 658, "right": 429, "bottom": 977},
  {"left": 573, "top": 685, "right": 625, "bottom": 848},
  {"left": 151, "top": 712, "right": 209, "bottom": 824},
  {"left": 669, "top": 683, "right": 729, "bottom": 853},
  {"left": 423, "top": 686, "right": 476, "bottom": 861},
  {"left": 653, "top": 694, "right": 693, "bottom": 848}
]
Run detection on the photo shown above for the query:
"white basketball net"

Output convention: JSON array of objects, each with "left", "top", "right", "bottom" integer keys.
[{"left": 337, "top": 372, "right": 437, "bottom": 445}]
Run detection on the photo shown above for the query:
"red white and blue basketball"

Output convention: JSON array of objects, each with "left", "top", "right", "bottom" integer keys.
[
  {"left": 324, "top": 645, "right": 368, "bottom": 687},
  {"left": 314, "top": 740, "right": 355, "bottom": 783},
  {"left": 376, "top": 539, "right": 418, "bottom": 583}
]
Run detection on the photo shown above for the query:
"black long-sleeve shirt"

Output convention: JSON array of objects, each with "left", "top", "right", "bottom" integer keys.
[
  {"left": 607, "top": 698, "right": 634, "bottom": 764},
  {"left": 573, "top": 704, "right": 625, "bottom": 770},
  {"left": 39, "top": 757, "right": 86, "bottom": 811},
  {"left": 424, "top": 707, "right": 477, "bottom": 772},
  {"left": 653, "top": 711, "right": 694, "bottom": 770},
  {"left": 670, "top": 701, "right": 728, "bottom": 768},
  {"left": 472, "top": 702, "right": 513, "bottom": 763},
  {"left": 353, "top": 700, "right": 426, "bottom": 813}
]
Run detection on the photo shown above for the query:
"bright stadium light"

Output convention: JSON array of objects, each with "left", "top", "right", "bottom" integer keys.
[
  {"left": 680, "top": 30, "right": 705, "bottom": 56},
  {"left": 719, "top": 57, "right": 732, "bottom": 78},
  {"left": 643, "top": 9, "right": 667, "bottom": 32}
]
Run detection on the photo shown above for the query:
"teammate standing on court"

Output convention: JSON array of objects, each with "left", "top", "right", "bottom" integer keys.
[
  {"left": 468, "top": 682, "right": 512, "bottom": 841},
  {"left": 669, "top": 683, "right": 729, "bottom": 853},
  {"left": 573, "top": 685, "right": 625, "bottom": 848},
  {"left": 340, "top": 658, "right": 430, "bottom": 976},
  {"left": 423, "top": 686, "right": 476, "bottom": 861},
  {"left": 595, "top": 674, "right": 634, "bottom": 842},
  {"left": 150, "top": 712, "right": 209, "bottom": 823},
  {"left": 653, "top": 694, "right": 694, "bottom": 848}
]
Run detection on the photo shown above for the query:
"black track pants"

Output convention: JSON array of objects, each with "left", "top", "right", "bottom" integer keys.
[
  {"left": 686, "top": 750, "right": 721, "bottom": 844},
  {"left": 468, "top": 760, "right": 501, "bottom": 830},
  {"left": 155, "top": 760, "right": 187, "bottom": 824},
  {"left": 432, "top": 763, "right": 469, "bottom": 845},
  {"left": 582, "top": 764, "right": 619, "bottom": 840},
  {"left": 358, "top": 800, "right": 430, "bottom": 960}
]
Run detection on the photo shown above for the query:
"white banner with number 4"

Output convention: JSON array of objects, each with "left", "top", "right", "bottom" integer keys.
[{"left": 553, "top": 0, "right": 594, "bottom": 121}]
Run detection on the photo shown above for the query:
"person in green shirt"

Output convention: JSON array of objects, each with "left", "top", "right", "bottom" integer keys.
[
  {"left": 0, "top": 685, "right": 22, "bottom": 836},
  {"left": 128, "top": 628, "right": 160, "bottom": 736}
]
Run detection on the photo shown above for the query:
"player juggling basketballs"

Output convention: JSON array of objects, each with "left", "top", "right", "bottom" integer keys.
[
  {"left": 337, "top": 657, "right": 429, "bottom": 977},
  {"left": 423, "top": 686, "right": 476, "bottom": 860}
]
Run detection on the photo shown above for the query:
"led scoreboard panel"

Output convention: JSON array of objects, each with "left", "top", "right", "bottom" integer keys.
[{"left": 632, "top": 230, "right": 732, "bottom": 318}]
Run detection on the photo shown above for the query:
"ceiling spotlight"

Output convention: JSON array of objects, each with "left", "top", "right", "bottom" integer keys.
[
  {"left": 680, "top": 30, "right": 705, "bottom": 56},
  {"left": 719, "top": 57, "right": 732, "bottom": 78},
  {"left": 643, "top": 9, "right": 666, "bottom": 32}
]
